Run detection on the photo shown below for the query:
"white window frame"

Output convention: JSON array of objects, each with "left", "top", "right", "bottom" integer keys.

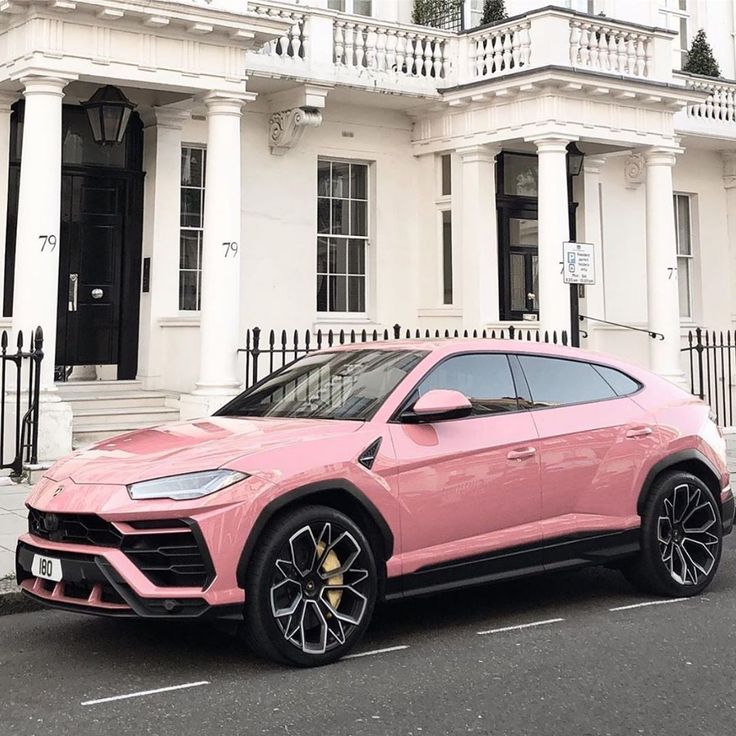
[
  {"left": 317, "top": 157, "right": 372, "bottom": 317},
  {"left": 327, "top": 0, "right": 372, "bottom": 16},
  {"left": 436, "top": 153, "right": 454, "bottom": 306},
  {"left": 179, "top": 144, "right": 206, "bottom": 312},
  {"left": 673, "top": 192, "right": 696, "bottom": 321},
  {"left": 659, "top": 0, "right": 690, "bottom": 69}
]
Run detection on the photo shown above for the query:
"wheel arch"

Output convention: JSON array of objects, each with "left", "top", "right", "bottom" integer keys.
[
  {"left": 235, "top": 479, "right": 394, "bottom": 589},
  {"left": 637, "top": 449, "right": 723, "bottom": 516}
]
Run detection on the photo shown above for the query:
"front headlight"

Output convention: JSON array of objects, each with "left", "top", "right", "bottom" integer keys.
[{"left": 127, "top": 469, "right": 249, "bottom": 501}]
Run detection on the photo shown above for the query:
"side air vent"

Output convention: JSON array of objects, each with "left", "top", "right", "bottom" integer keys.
[{"left": 358, "top": 438, "right": 382, "bottom": 470}]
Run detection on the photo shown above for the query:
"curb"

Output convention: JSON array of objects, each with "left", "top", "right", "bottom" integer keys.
[{"left": 0, "top": 578, "right": 42, "bottom": 616}]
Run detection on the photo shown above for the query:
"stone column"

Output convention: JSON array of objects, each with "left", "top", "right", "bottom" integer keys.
[
  {"left": 721, "top": 151, "right": 736, "bottom": 323},
  {"left": 0, "top": 93, "right": 17, "bottom": 311},
  {"left": 457, "top": 144, "right": 500, "bottom": 328},
  {"left": 137, "top": 106, "right": 191, "bottom": 390},
  {"left": 180, "top": 91, "right": 254, "bottom": 419},
  {"left": 645, "top": 147, "right": 685, "bottom": 384},
  {"left": 11, "top": 75, "right": 73, "bottom": 460},
  {"left": 533, "top": 137, "right": 573, "bottom": 338},
  {"left": 579, "top": 156, "right": 607, "bottom": 350}
]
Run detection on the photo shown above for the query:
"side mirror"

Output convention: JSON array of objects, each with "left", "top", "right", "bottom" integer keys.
[{"left": 401, "top": 389, "right": 473, "bottom": 423}]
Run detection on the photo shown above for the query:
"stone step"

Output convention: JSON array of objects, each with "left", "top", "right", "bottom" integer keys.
[
  {"left": 72, "top": 406, "right": 180, "bottom": 430},
  {"left": 61, "top": 392, "right": 175, "bottom": 411},
  {"left": 57, "top": 379, "right": 143, "bottom": 395}
]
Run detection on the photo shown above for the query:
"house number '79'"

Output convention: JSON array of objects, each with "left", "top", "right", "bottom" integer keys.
[
  {"left": 39, "top": 235, "right": 57, "bottom": 252},
  {"left": 222, "top": 241, "right": 239, "bottom": 257}
]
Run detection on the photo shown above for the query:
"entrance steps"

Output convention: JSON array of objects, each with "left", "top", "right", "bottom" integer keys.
[{"left": 56, "top": 380, "right": 181, "bottom": 448}]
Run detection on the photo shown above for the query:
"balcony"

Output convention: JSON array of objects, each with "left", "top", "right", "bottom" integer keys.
[
  {"left": 244, "top": 4, "right": 677, "bottom": 100},
  {"left": 674, "top": 72, "right": 736, "bottom": 142}
]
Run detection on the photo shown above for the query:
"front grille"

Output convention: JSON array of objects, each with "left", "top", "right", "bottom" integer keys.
[
  {"left": 121, "top": 532, "right": 210, "bottom": 587},
  {"left": 27, "top": 507, "right": 212, "bottom": 589},
  {"left": 28, "top": 509, "right": 122, "bottom": 546}
]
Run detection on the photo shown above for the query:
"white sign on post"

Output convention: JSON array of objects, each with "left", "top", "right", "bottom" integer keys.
[{"left": 562, "top": 241, "right": 596, "bottom": 285}]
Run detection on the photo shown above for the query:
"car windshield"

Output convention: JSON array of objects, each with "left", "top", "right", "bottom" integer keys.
[{"left": 218, "top": 349, "right": 428, "bottom": 421}]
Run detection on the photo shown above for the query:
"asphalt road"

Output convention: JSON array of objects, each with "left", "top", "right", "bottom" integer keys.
[{"left": 2, "top": 540, "right": 736, "bottom": 736}]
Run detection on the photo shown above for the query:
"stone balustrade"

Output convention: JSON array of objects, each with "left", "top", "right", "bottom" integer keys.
[
  {"left": 245, "top": 3, "right": 675, "bottom": 94},
  {"left": 672, "top": 73, "right": 736, "bottom": 140}
]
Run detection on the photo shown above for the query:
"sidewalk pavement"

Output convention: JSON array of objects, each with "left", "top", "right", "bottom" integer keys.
[{"left": 2, "top": 433, "right": 736, "bottom": 581}]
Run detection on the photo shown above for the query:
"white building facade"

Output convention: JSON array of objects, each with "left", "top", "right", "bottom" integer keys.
[{"left": 1, "top": 0, "right": 735, "bottom": 459}]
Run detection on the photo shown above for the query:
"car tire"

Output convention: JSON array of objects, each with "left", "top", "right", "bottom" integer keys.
[
  {"left": 242, "top": 504, "right": 378, "bottom": 667},
  {"left": 623, "top": 470, "right": 723, "bottom": 597}
]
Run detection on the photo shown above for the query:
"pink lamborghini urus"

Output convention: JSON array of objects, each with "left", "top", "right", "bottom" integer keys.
[{"left": 17, "top": 340, "right": 735, "bottom": 666}]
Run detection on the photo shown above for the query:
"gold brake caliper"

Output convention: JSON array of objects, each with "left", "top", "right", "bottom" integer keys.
[{"left": 316, "top": 542, "right": 343, "bottom": 609}]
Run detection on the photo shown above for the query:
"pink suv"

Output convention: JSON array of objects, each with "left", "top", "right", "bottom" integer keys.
[{"left": 16, "top": 341, "right": 735, "bottom": 666}]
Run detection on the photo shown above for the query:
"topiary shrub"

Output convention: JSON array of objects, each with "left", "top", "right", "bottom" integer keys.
[{"left": 682, "top": 29, "right": 721, "bottom": 78}]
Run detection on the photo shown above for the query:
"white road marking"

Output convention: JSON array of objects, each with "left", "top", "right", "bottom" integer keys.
[
  {"left": 81, "top": 681, "right": 210, "bottom": 707},
  {"left": 609, "top": 598, "right": 688, "bottom": 612},
  {"left": 477, "top": 617, "right": 564, "bottom": 636},
  {"left": 343, "top": 644, "right": 409, "bottom": 660}
]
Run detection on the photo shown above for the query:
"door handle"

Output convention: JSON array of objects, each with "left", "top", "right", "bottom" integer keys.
[
  {"left": 507, "top": 447, "right": 536, "bottom": 461},
  {"left": 626, "top": 427, "right": 653, "bottom": 439},
  {"left": 91, "top": 288, "right": 104, "bottom": 300},
  {"left": 68, "top": 273, "right": 78, "bottom": 312}
]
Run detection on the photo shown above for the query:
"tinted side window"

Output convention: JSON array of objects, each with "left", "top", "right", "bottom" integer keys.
[
  {"left": 415, "top": 354, "right": 518, "bottom": 415},
  {"left": 518, "top": 356, "right": 616, "bottom": 407},
  {"left": 593, "top": 365, "right": 641, "bottom": 396}
]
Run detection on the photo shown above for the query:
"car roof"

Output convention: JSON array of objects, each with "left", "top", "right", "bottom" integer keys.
[{"left": 324, "top": 338, "right": 648, "bottom": 377}]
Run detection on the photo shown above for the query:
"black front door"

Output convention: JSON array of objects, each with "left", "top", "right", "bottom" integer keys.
[{"left": 56, "top": 174, "right": 126, "bottom": 369}]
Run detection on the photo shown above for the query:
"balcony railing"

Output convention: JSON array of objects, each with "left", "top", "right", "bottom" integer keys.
[
  {"left": 245, "top": 4, "right": 674, "bottom": 94},
  {"left": 673, "top": 72, "right": 736, "bottom": 139}
]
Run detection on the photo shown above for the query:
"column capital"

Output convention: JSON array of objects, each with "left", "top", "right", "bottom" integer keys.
[
  {"left": 202, "top": 90, "right": 257, "bottom": 117},
  {"left": 526, "top": 135, "right": 578, "bottom": 154},
  {"left": 18, "top": 74, "right": 76, "bottom": 97},
  {"left": 644, "top": 146, "right": 682, "bottom": 167},
  {"left": 582, "top": 156, "right": 607, "bottom": 176},
  {"left": 140, "top": 105, "right": 191, "bottom": 131},
  {"left": 456, "top": 144, "right": 501, "bottom": 164}
]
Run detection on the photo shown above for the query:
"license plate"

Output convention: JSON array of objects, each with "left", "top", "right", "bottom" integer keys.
[{"left": 31, "top": 554, "right": 62, "bottom": 582}]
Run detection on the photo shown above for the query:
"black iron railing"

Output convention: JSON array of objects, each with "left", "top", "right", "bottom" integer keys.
[
  {"left": 1, "top": 326, "right": 43, "bottom": 475},
  {"left": 682, "top": 328, "right": 736, "bottom": 427},
  {"left": 240, "top": 324, "right": 569, "bottom": 389}
]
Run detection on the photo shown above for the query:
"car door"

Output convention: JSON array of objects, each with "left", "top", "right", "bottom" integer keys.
[
  {"left": 513, "top": 353, "right": 660, "bottom": 565},
  {"left": 388, "top": 352, "right": 543, "bottom": 592}
]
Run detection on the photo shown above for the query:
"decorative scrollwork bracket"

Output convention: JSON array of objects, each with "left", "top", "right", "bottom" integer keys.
[{"left": 269, "top": 107, "right": 323, "bottom": 156}]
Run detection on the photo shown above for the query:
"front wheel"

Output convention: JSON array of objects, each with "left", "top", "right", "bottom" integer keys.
[
  {"left": 623, "top": 471, "right": 723, "bottom": 597},
  {"left": 243, "top": 505, "right": 378, "bottom": 667}
]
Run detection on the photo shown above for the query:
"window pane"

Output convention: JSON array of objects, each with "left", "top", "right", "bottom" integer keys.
[
  {"left": 332, "top": 199, "right": 348, "bottom": 235},
  {"left": 442, "top": 210, "right": 453, "bottom": 305},
  {"left": 180, "top": 231, "right": 200, "bottom": 269},
  {"left": 593, "top": 365, "right": 640, "bottom": 396},
  {"left": 181, "top": 148, "right": 204, "bottom": 187},
  {"left": 332, "top": 239, "right": 347, "bottom": 274},
  {"left": 417, "top": 354, "right": 518, "bottom": 415},
  {"left": 441, "top": 154, "right": 452, "bottom": 196},
  {"left": 317, "top": 198, "right": 330, "bottom": 234},
  {"left": 317, "top": 273, "right": 328, "bottom": 311},
  {"left": 503, "top": 154, "right": 538, "bottom": 197},
  {"left": 351, "top": 164, "right": 367, "bottom": 199},
  {"left": 317, "top": 160, "right": 331, "bottom": 197},
  {"left": 519, "top": 356, "right": 616, "bottom": 407},
  {"left": 675, "top": 195, "right": 691, "bottom": 255},
  {"left": 348, "top": 276, "right": 365, "bottom": 312},
  {"left": 350, "top": 200, "right": 367, "bottom": 236},
  {"left": 179, "top": 271, "right": 199, "bottom": 311},
  {"left": 678, "top": 256, "right": 691, "bottom": 318},
  {"left": 348, "top": 239, "right": 365, "bottom": 275},
  {"left": 317, "top": 237, "right": 329, "bottom": 273},
  {"left": 180, "top": 189, "right": 202, "bottom": 228},
  {"left": 353, "top": 0, "right": 372, "bottom": 15},
  {"left": 510, "top": 218, "right": 538, "bottom": 247},
  {"left": 329, "top": 275, "right": 347, "bottom": 311},
  {"left": 327, "top": 0, "right": 345, "bottom": 9},
  {"left": 510, "top": 253, "right": 527, "bottom": 312},
  {"left": 331, "top": 162, "right": 349, "bottom": 197}
]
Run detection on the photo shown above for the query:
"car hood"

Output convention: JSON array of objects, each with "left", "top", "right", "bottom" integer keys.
[{"left": 45, "top": 416, "right": 364, "bottom": 485}]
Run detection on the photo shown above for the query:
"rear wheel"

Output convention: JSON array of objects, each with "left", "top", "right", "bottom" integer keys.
[
  {"left": 623, "top": 471, "right": 723, "bottom": 597},
  {"left": 243, "top": 505, "right": 377, "bottom": 667}
]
